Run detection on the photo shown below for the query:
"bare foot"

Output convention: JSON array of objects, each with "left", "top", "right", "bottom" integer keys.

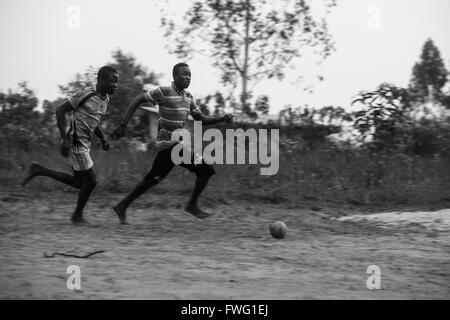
[
  {"left": 21, "top": 162, "right": 42, "bottom": 186},
  {"left": 185, "top": 204, "right": 211, "bottom": 219},
  {"left": 113, "top": 204, "right": 129, "bottom": 224},
  {"left": 71, "top": 215, "right": 88, "bottom": 226}
]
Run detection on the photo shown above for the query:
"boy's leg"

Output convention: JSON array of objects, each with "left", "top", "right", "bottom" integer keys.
[
  {"left": 71, "top": 168, "right": 97, "bottom": 225},
  {"left": 113, "top": 147, "right": 175, "bottom": 224},
  {"left": 180, "top": 149, "right": 216, "bottom": 219},
  {"left": 185, "top": 176, "right": 212, "bottom": 218},
  {"left": 113, "top": 176, "right": 159, "bottom": 224},
  {"left": 22, "top": 161, "right": 83, "bottom": 189}
]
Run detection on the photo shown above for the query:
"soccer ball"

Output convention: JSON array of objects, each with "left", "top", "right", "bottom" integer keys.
[{"left": 269, "top": 221, "right": 288, "bottom": 239}]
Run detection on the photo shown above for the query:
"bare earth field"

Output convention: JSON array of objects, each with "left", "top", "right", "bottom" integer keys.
[{"left": 0, "top": 187, "right": 449, "bottom": 300}]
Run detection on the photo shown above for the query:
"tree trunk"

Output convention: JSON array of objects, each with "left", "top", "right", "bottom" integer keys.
[{"left": 241, "top": 0, "right": 250, "bottom": 114}]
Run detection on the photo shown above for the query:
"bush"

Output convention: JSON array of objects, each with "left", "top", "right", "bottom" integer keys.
[{"left": 3, "top": 131, "right": 450, "bottom": 207}]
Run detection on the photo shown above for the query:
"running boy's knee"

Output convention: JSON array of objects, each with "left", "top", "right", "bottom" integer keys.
[
  {"left": 73, "top": 179, "right": 83, "bottom": 189},
  {"left": 85, "top": 179, "right": 97, "bottom": 188},
  {"left": 143, "top": 174, "right": 163, "bottom": 186},
  {"left": 83, "top": 173, "right": 97, "bottom": 188},
  {"left": 196, "top": 165, "right": 215, "bottom": 178}
]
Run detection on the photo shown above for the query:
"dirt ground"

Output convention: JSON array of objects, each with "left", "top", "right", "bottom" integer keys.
[{"left": 0, "top": 187, "right": 449, "bottom": 300}]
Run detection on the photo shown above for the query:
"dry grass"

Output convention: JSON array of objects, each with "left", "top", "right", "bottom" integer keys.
[{"left": 2, "top": 138, "right": 450, "bottom": 208}]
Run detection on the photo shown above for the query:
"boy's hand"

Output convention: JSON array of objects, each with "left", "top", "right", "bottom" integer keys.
[
  {"left": 60, "top": 138, "right": 70, "bottom": 158},
  {"left": 112, "top": 123, "right": 126, "bottom": 140},
  {"left": 190, "top": 109, "right": 202, "bottom": 120},
  {"left": 101, "top": 139, "right": 110, "bottom": 151},
  {"left": 223, "top": 113, "right": 234, "bottom": 123}
]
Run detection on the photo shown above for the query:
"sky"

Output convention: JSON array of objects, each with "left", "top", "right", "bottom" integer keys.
[{"left": 0, "top": 0, "right": 449, "bottom": 114}]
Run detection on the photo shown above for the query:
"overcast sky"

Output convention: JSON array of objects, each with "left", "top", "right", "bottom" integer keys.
[{"left": 1, "top": 0, "right": 449, "bottom": 113}]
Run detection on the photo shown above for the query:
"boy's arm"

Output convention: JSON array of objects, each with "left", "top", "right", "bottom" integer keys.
[
  {"left": 94, "top": 126, "right": 105, "bottom": 142},
  {"left": 189, "top": 97, "right": 233, "bottom": 125},
  {"left": 191, "top": 110, "right": 233, "bottom": 125},
  {"left": 94, "top": 126, "right": 110, "bottom": 151},
  {"left": 113, "top": 93, "right": 149, "bottom": 139},
  {"left": 56, "top": 101, "right": 73, "bottom": 139},
  {"left": 55, "top": 101, "right": 73, "bottom": 157}
]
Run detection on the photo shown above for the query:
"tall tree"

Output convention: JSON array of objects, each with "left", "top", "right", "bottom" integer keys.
[
  {"left": 107, "top": 50, "right": 159, "bottom": 137},
  {"left": 409, "top": 39, "right": 448, "bottom": 104},
  {"left": 161, "top": 0, "right": 337, "bottom": 114}
]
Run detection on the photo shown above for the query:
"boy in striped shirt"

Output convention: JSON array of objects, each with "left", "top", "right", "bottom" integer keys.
[
  {"left": 112, "top": 63, "right": 232, "bottom": 224},
  {"left": 22, "top": 66, "right": 119, "bottom": 225}
]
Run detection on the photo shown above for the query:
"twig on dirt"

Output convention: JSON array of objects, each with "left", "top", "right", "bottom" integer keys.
[{"left": 43, "top": 250, "right": 106, "bottom": 259}]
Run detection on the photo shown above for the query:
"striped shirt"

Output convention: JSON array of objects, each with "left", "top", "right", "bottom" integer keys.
[
  {"left": 65, "top": 88, "right": 109, "bottom": 150},
  {"left": 144, "top": 82, "right": 200, "bottom": 151}
]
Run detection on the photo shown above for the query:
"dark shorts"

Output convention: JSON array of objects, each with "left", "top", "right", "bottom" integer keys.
[{"left": 144, "top": 144, "right": 215, "bottom": 182}]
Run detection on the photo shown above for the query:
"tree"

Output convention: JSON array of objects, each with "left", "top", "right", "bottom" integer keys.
[
  {"left": 0, "top": 82, "right": 43, "bottom": 144},
  {"left": 279, "top": 105, "right": 295, "bottom": 125},
  {"left": 316, "top": 105, "right": 351, "bottom": 126},
  {"left": 108, "top": 50, "right": 160, "bottom": 134},
  {"left": 409, "top": 39, "right": 448, "bottom": 104},
  {"left": 58, "top": 66, "right": 98, "bottom": 97},
  {"left": 0, "top": 82, "right": 39, "bottom": 127},
  {"left": 196, "top": 98, "right": 211, "bottom": 116},
  {"left": 228, "top": 94, "right": 240, "bottom": 114},
  {"left": 58, "top": 50, "right": 160, "bottom": 136},
  {"left": 279, "top": 104, "right": 315, "bottom": 125},
  {"left": 213, "top": 91, "right": 225, "bottom": 116},
  {"left": 352, "top": 83, "right": 413, "bottom": 150},
  {"left": 255, "top": 95, "right": 270, "bottom": 115},
  {"left": 40, "top": 98, "right": 65, "bottom": 140},
  {"left": 161, "top": 0, "right": 337, "bottom": 114}
]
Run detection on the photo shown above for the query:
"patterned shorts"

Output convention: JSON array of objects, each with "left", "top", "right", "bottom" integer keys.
[{"left": 69, "top": 144, "right": 93, "bottom": 171}]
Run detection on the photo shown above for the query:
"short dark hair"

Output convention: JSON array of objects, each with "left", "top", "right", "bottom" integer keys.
[
  {"left": 98, "top": 66, "right": 118, "bottom": 82},
  {"left": 173, "top": 63, "right": 189, "bottom": 78}
]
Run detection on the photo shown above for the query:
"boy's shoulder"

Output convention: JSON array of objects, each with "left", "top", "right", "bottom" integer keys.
[
  {"left": 69, "top": 87, "right": 105, "bottom": 108},
  {"left": 71, "top": 87, "right": 96, "bottom": 99},
  {"left": 148, "top": 85, "right": 193, "bottom": 99},
  {"left": 159, "top": 85, "right": 175, "bottom": 96},
  {"left": 151, "top": 85, "right": 180, "bottom": 98},
  {"left": 184, "top": 90, "right": 193, "bottom": 99}
]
